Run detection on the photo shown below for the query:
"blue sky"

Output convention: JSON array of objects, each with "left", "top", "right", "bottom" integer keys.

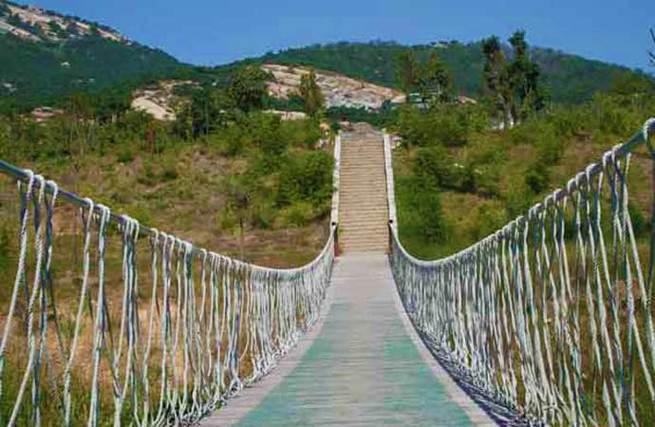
[{"left": 14, "top": 0, "right": 655, "bottom": 71}]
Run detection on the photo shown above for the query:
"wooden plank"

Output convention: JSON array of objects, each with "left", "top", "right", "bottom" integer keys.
[{"left": 202, "top": 253, "right": 496, "bottom": 426}]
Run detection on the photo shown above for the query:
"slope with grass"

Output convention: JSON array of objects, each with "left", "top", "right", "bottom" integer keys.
[
  {"left": 0, "top": 111, "right": 334, "bottom": 271},
  {"left": 392, "top": 92, "right": 655, "bottom": 260}
]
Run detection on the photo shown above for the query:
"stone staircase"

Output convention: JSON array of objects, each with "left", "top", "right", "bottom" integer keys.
[{"left": 338, "top": 125, "right": 388, "bottom": 253}]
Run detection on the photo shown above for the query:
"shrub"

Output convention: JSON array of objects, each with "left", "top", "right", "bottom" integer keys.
[
  {"left": 0, "top": 224, "right": 12, "bottom": 275},
  {"left": 217, "top": 209, "right": 238, "bottom": 232},
  {"left": 117, "top": 148, "right": 134, "bottom": 164},
  {"left": 525, "top": 162, "right": 549, "bottom": 194},
  {"left": 535, "top": 128, "right": 564, "bottom": 164},
  {"left": 470, "top": 203, "right": 507, "bottom": 241},
  {"left": 396, "top": 104, "right": 487, "bottom": 148},
  {"left": 396, "top": 175, "right": 447, "bottom": 243},
  {"left": 252, "top": 114, "right": 288, "bottom": 157},
  {"left": 277, "top": 151, "right": 333, "bottom": 208},
  {"left": 281, "top": 202, "right": 315, "bottom": 227},
  {"left": 412, "top": 146, "right": 452, "bottom": 187},
  {"left": 412, "top": 146, "right": 478, "bottom": 193},
  {"left": 629, "top": 202, "right": 648, "bottom": 238}
]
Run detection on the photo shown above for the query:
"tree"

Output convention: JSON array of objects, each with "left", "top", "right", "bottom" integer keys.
[
  {"left": 299, "top": 69, "right": 325, "bottom": 117},
  {"left": 650, "top": 29, "right": 655, "bottom": 67},
  {"left": 416, "top": 51, "right": 452, "bottom": 106},
  {"left": 228, "top": 65, "right": 270, "bottom": 113},
  {"left": 226, "top": 178, "right": 253, "bottom": 261},
  {"left": 396, "top": 50, "right": 419, "bottom": 96},
  {"left": 482, "top": 31, "right": 545, "bottom": 128},
  {"left": 188, "top": 87, "right": 233, "bottom": 137},
  {"left": 482, "top": 36, "right": 514, "bottom": 128},
  {"left": 507, "top": 30, "right": 545, "bottom": 120},
  {"left": 610, "top": 72, "right": 655, "bottom": 95}
]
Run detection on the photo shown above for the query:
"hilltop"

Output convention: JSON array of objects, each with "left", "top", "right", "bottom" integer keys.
[
  {"left": 0, "top": 1, "right": 183, "bottom": 110},
  {"left": 0, "top": 1, "right": 651, "bottom": 113},
  {"left": 252, "top": 41, "right": 651, "bottom": 105}
]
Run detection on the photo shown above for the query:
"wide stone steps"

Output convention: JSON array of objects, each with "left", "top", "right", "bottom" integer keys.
[
  {"left": 340, "top": 208, "right": 386, "bottom": 215},
  {"left": 337, "top": 128, "right": 389, "bottom": 253},
  {"left": 340, "top": 166, "right": 384, "bottom": 172},
  {"left": 340, "top": 220, "right": 387, "bottom": 227}
]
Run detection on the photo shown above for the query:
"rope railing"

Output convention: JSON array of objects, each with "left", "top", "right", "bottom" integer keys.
[
  {"left": 0, "top": 139, "right": 339, "bottom": 426},
  {"left": 387, "top": 119, "right": 655, "bottom": 426}
]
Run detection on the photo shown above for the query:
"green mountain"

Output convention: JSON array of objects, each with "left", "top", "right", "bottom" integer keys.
[
  {"left": 1, "top": 0, "right": 650, "bottom": 111},
  {"left": 247, "top": 40, "right": 650, "bottom": 104},
  {"left": 0, "top": 1, "right": 183, "bottom": 110}
]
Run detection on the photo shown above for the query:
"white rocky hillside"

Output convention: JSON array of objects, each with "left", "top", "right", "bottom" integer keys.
[
  {"left": 130, "top": 66, "right": 407, "bottom": 121},
  {"left": 131, "top": 80, "right": 196, "bottom": 121},
  {"left": 263, "top": 64, "right": 405, "bottom": 110},
  {"left": 0, "top": 1, "right": 126, "bottom": 43}
]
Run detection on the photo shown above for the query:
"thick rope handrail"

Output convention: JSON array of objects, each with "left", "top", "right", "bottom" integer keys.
[
  {"left": 387, "top": 118, "right": 655, "bottom": 426},
  {"left": 0, "top": 145, "right": 338, "bottom": 425}
]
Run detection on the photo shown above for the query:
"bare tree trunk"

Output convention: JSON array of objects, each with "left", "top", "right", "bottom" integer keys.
[{"left": 239, "top": 217, "right": 245, "bottom": 261}]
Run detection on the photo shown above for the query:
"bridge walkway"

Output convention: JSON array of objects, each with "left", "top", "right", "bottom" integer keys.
[{"left": 202, "top": 126, "right": 494, "bottom": 426}]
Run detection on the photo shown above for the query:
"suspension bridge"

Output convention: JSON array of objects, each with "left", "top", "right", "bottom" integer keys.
[{"left": 0, "top": 119, "right": 654, "bottom": 426}]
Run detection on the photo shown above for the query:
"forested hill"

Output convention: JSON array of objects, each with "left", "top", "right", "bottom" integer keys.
[
  {"left": 0, "top": 1, "right": 183, "bottom": 110},
  {"left": 1, "top": 0, "right": 650, "bottom": 111},
  {"left": 250, "top": 41, "right": 650, "bottom": 104}
]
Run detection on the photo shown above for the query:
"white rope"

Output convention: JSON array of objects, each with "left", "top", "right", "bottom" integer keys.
[
  {"left": 0, "top": 157, "right": 335, "bottom": 425},
  {"left": 389, "top": 120, "right": 655, "bottom": 426}
]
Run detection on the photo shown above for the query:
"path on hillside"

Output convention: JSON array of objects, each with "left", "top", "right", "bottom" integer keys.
[
  {"left": 338, "top": 124, "right": 389, "bottom": 252},
  {"left": 202, "top": 126, "right": 493, "bottom": 426}
]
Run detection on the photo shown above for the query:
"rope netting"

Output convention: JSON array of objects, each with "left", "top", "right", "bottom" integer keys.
[
  {"left": 0, "top": 160, "right": 335, "bottom": 426},
  {"left": 389, "top": 119, "right": 655, "bottom": 426}
]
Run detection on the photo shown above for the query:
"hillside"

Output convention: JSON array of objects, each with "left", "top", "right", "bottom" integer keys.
[
  {"left": 391, "top": 91, "right": 655, "bottom": 260},
  {"left": 252, "top": 41, "right": 650, "bottom": 104},
  {"left": 263, "top": 64, "right": 405, "bottom": 110},
  {"left": 0, "top": 1, "right": 183, "bottom": 110},
  {"left": 0, "top": 1, "right": 651, "bottom": 113}
]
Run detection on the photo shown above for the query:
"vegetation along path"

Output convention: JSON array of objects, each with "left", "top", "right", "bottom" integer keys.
[{"left": 202, "top": 128, "right": 493, "bottom": 426}]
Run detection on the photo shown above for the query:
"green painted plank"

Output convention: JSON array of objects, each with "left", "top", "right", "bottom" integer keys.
[{"left": 236, "top": 255, "right": 474, "bottom": 426}]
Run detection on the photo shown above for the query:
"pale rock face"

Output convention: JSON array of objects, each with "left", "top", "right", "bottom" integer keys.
[
  {"left": 1, "top": 4, "right": 126, "bottom": 43},
  {"left": 130, "top": 80, "right": 196, "bottom": 121},
  {"left": 131, "top": 97, "right": 175, "bottom": 121},
  {"left": 263, "top": 64, "right": 405, "bottom": 111},
  {"left": 263, "top": 110, "right": 308, "bottom": 121}
]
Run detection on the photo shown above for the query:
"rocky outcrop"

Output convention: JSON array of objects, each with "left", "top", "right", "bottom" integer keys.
[
  {"left": 131, "top": 80, "right": 195, "bottom": 121},
  {"left": 263, "top": 64, "right": 405, "bottom": 111},
  {"left": 0, "top": 3, "right": 126, "bottom": 43}
]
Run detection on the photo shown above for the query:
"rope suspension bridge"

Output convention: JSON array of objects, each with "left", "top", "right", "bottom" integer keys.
[{"left": 0, "top": 119, "right": 653, "bottom": 426}]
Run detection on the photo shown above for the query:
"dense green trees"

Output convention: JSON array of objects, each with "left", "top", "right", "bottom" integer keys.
[
  {"left": 175, "top": 87, "right": 235, "bottom": 138},
  {"left": 507, "top": 31, "right": 546, "bottom": 118},
  {"left": 415, "top": 52, "right": 452, "bottom": 105},
  {"left": 0, "top": 33, "right": 183, "bottom": 113},
  {"left": 396, "top": 49, "right": 453, "bottom": 107},
  {"left": 253, "top": 41, "right": 645, "bottom": 105},
  {"left": 227, "top": 65, "right": 270, "bottom": 113},
  {"left": 481, "top": 36, "right": 512, "bottom": 127},
  {"left": 396, "top": 50, "right": 419, "bottom": 95},
  {"left": 482, "top": 31, "right": 545, "bottom": 128}
]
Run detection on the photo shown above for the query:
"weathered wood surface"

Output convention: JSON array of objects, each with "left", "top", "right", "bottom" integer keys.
[{"left": 203, "top": 253, "right": 495, "bottom": 426}]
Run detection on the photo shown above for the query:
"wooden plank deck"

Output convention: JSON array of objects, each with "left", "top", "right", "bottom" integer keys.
[{"left": 202, "top": 253, "right": 495, "bottom": 426}]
